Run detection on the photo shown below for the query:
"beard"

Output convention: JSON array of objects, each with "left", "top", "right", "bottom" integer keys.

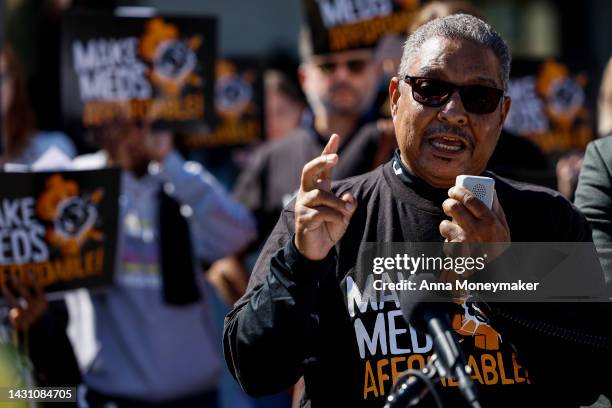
[{"left": 321, "top": 82, "right": 367, "bottom": 115}]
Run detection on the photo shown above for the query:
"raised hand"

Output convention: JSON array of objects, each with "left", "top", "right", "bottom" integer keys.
[{"left": 294, "top": 134, "right": 357, "bottom": 261}]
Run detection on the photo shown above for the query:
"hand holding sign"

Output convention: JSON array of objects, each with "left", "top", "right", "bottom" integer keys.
[
  {"left": 2, "top": 274, "right": 48, "bottom": 331},
  {"left": 294, "top": 134, "right": 357, "bottom": 261}
]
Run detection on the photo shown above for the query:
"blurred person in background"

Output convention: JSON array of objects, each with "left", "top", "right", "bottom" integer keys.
[
  {"left": 0, "top": 275, "right": 51, "bottom": 397},
  {"left": 59, "top": 119, "right": 256, "bottom": 408},
  {"left": 6, "top": 0, "right": 118, "bottom": 143},
  {"left": 408, "top": 0, "right": 484, "bottom": 32},
  {"left": 573, "top": 57, "right": 612, "bottom": 407},
  {"left": 264, "top": 69, "right": 306, "bottom": 142},
  {"left": 0, "top": 44, "right": 81, "bottom": 397},
  {"left": 0, "top": 45, "right": 76, "bottom": 164},
  {"left": 576, "top": 57, "right": 612, "bottom": 283},
  {"left": 558, "top": 57, "right": 612, "bottom": 201},
  {"left": 232, "top": 26, "right": 389, "bottom": 248},
  {"left": 598, "top": 57, "right": 612, "bottom": 138},
  {"left": 207, "top": 24, "right": 394, "bottom": 312}
]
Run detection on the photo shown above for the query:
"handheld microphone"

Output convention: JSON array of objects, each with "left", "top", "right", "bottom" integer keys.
[
  {"left": 455, "top": 175, "right": 495, "bottom": 209},
  {"left": 397, "top": 273, "right": 481, "bottom": 408}
]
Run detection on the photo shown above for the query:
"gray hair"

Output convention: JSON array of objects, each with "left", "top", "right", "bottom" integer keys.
[{"left": 398, "top": 14, "right": 511, "bottom": 91}]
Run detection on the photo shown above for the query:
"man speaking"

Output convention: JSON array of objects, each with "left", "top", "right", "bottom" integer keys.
[{"left": 224, "top": 15, "right": 605, "bottom": 407}]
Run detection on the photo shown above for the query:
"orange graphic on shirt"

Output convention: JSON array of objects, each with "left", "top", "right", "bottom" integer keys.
[{"left": 452, "top": 301, "right": 501, "bottom": 351}]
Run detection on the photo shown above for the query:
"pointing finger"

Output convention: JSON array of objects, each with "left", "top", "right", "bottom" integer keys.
[
  {"left": 320, "top": 134, "right": 340, "bottom": 182},
  {"left": 321, "top": 133, "right": 340, "bottom": 156}
]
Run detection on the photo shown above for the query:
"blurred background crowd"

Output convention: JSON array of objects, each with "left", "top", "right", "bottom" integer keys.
[{"left": 0, "top": 0, "right": 612, "bottom": 407}]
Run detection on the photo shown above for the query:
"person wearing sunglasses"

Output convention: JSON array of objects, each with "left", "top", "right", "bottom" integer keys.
[
  {"left": 225, "top": 14, "right": 610, "bottom": 408},
  {"left": 231, "top": 29, "right": 387, "bottom": 248},
  {"left": 303, "top": 47, "right": 379, "bottom": 131},
  {"left": 407, "top": 1, "right": 548, "bottom": 186}
]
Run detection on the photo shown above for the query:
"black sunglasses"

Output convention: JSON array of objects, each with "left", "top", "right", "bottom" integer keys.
[
  {"left": 316, "top": 58, "right": 369, "bottom": 75},
  {"left": 404, "top": 76, "right": 504, "bottom": 114}
]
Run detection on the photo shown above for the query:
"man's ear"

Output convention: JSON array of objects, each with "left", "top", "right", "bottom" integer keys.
[
  {"left": 499, "top": 95, "right": 512, "bottom": 127},
  {"left": 389, "top": 77, "right": 401, "bottom": 119}
]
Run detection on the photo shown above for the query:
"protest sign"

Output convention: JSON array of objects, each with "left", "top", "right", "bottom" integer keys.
[
  {"left": 183, "top": 58, "right": 263, "bottom": 148},
  {"left": 0, "top": 169, "right": 119, "bottom": 294},
  {"left": 504, "top": 59, "right": 593, "bottom": 154},
  {"left": 62, "top": 13, "right": 216, "bottom": 131},
  {"left": 303, "top": 0, "right": 419, "bottom": 54}
]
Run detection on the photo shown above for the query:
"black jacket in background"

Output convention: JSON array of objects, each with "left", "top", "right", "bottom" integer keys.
[{"left": 233, "top": 123, "right": 386, "bottom": 248}]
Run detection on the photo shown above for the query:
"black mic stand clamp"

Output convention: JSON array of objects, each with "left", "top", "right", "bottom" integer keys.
[
  {"left": 384, "top": 354, "right": 480, "bottom": 408},
  {"left": 384, "top": 354, "right": 443, "bottom": 408}
]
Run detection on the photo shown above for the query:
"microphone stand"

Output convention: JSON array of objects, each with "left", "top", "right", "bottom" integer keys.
[
  {"left": 384, "top": 354, "right": 481, "bottom": 408},
  {"left": 384, "top": 354, "right": 443, "bottom": 408}
]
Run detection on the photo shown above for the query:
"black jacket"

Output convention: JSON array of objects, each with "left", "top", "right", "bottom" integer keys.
[
  {"left": 575, "top": 136, "right": 612, "bottom": 287},
  {"left": 225, "top": 161, "right": 609, "bottom": 407}
]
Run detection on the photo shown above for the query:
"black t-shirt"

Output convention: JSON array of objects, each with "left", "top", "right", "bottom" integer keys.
[
  {"left": 224, "top": 160, "right": 608, "bottom": 407},
  {"left": 233, "top": 123, "right": 385, "bottom": 245}
]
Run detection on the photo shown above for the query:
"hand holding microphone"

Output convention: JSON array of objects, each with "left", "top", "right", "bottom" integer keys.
[{"left": 439, "top": 175, "right": 510, "bottom": 244}]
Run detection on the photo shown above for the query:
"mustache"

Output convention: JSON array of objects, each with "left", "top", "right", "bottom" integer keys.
[{"left": 424, "top": 124, "right": 474, "bottom": 147}]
